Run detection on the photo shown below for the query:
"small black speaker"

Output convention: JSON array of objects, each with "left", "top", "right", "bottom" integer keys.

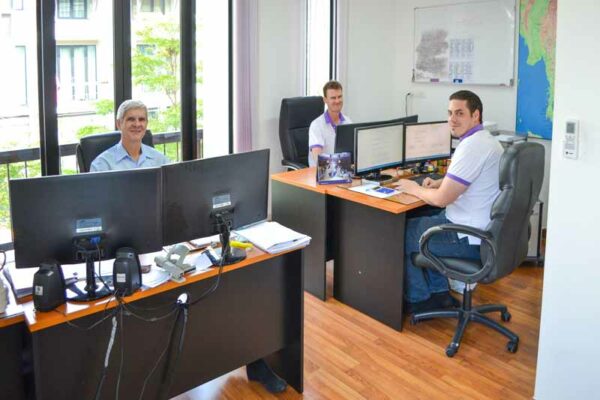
[
  {"left": 33, "top": 262, "right": 66, "bottom": 312},
  {"left": 113, "top": 247, "right": 141, "bottom": 296}
]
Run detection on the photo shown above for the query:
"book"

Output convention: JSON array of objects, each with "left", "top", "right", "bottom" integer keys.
[
  {"left": 317, "top": 152, "right": 352, "bottom": 184},
  {"left": 235, "top": 221, "right": 311, "bottom": 254}
]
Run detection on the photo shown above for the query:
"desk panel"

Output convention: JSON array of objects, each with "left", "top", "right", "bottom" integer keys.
[
  {"left": 31, "top": 250, "right": 303, "bottom": 400},
  {"left": 333, "top": 198, "right": 406, "bottom": 331}
]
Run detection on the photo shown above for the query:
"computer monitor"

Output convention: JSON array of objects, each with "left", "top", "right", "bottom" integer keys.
[
  {"left": 403, "top": 121, "right": 452, "bottom": 165},
  {"left": 9, "top": 168, "right": 163, "bottom": 301},
  {"left": 162, "top": 149, "right": 269, "bottom": 264},
  {"left": 354, "top": 122, "right": 405, "bottom": 181},
  {"left": 335, "top": 114, "right": 418, "bottom": 163}
]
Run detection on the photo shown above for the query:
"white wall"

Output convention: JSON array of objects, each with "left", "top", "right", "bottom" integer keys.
[
  {"left": 534, "top": 2, "right": 600, "bottom": 399},
  {"left": 254, "top": 0, "right": 305, "bottom": 176}
]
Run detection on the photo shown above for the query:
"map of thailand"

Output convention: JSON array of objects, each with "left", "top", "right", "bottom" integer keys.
[{"left": 516, "top": 0, "right": 557, "bottom": 140}]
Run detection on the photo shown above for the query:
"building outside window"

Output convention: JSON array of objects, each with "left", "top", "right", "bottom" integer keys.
[
  {"left": 57, "top": 45, "right": 97, "bottom": 102},
  {"left": 11, "top": 0, "right": 24, "bottom": 11},
  {"left": 306, "top": 0, "right": 332, "bottom": 96},
  {"left": 57, "top": 0, "right": 87, "bottom": 20}
]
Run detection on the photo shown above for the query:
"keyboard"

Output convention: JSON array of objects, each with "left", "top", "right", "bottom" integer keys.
[{"left": 409, "top": 173, "right": 444, "bottom": 186}]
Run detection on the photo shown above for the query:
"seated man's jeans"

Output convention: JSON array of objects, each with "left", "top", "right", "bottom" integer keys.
[{"left": 404, "top": 210, "right": 481, "bottom": 303}]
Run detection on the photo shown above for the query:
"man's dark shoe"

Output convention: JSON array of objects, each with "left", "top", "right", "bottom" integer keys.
[
  {"left": 246, "top": 359, "right": 287, "bottom": 394},
  {"left": 404, "top": 296, "right": 438, "bottom": 314},
  {"left": 431, "top": 291, "right": 460, "bottom": 309}
]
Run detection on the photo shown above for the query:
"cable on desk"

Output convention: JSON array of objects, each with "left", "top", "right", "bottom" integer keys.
[
  {"left": 188, "top": 241, "right": 229, "bottom": 307},
  {"left": 93, "top": 307, "right": 119, "bottom": 400},
  {"left": 115, "top": 301, "right": 125, "bottom": 400},
  {"left": 54, "top": 294, "right": 120, "bottom": 331},
  {"left": 158, "top": 299, "right": 189, "bottom": 400},
  {"left": 137, "top": 306, "right": 182, "bottom": 400}
]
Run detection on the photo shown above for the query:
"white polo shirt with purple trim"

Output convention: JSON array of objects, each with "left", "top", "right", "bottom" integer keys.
[
  {"left": 308, "top": 111, "right": 351, "bottom": 167},
  {"left": 445, "top": 126, "right": 504, "bottom": 245}
]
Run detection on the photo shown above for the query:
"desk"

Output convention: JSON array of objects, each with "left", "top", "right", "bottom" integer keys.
[
  {"left": 10, "top": 247, "right": 303, "bottom": 400},
  {"left": 272, "top": 168, "right": 425, "bottom": 331}
]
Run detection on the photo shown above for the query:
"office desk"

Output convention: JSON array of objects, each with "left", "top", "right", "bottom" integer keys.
[
  {"left": 19, "top": 247, "right": 303, "bottom": 400},
  {"left": 272, "top": 168, "right": 425, "bottom": 331},
  {"left": 0, "top": 274, "right": 28, "bottom": 400}
]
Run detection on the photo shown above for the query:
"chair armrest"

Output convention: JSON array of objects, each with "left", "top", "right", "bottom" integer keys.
[
  {"left": 282, "top": 159, "right": 307, "bottom": 171},
  {"left": 418, "top": 223, "right": 496, "bottom": 283}
]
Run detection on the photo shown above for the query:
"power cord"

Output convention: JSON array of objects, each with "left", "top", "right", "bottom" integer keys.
[
  {"left": 93, "top": 303, "right": 121, "bottom": 400},
  {"left": 405, "top": 92, "right": 412, "bottom": 117}
]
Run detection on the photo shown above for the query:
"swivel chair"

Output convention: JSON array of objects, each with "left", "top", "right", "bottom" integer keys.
[
  {"left": 76, "top": 130, "right": 154, "bottom": 172},
  {"left": 410, "top": 141, "right": 544, "bottom": 357},
  {"left": 279, "top": 96, "right": 324, "bottom": 170}
]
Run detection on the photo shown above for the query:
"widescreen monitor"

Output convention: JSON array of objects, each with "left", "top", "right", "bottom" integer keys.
[
  {"left": 403, "top": 121, "right": 452, "bottom": 164},
  {"left": 354, "top": 122, "right": 404, "bottom": 181},
  {"left": 162, "top": 149, "right": 269, "bottom": 261},
  {"left": 335, "top": 114, "right": 418, "bottom": 163},
  {"left": 9, "top": 168, "right": 163, "bottom": 300}
]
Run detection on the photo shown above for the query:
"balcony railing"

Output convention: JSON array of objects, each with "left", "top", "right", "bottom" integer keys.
[{"left": 0, "top": 129, "right": 203, "bottom": 251}]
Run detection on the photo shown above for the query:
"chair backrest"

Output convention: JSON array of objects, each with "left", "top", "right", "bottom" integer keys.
[
  {"left": 76, "top": 130, "right": 154, "bottom": 172},
  {"left": 279, "top": 96, "right": 324, "bottom": 168},
  {"left": 480, "top": 141, "right": 545, "bottom": 283}
]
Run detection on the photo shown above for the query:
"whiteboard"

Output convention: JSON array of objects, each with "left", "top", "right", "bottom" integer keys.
[{"left": 412, "top": 0, "right": 516, "bottom": 86}]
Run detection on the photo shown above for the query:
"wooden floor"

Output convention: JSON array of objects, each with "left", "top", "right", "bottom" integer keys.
[{"left": 175, "top": 264, "right": 543, "bottom": 400}]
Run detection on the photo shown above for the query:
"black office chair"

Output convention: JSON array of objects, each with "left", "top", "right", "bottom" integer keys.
[
  {"left": 76, "top": 130, "right": 154, "bottom": 172},
  {"left": 279, "top": 96, "right": 324, "bottom": 170},
  {"left": 410, "top": 141, "right": 544, "bottom": 357}
]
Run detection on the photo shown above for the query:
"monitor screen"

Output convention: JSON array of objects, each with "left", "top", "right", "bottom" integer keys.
[
  {"left": 162, "top": 149, "right": 269, "bottom": 246},
  {"left": 335, "top": 115, "right": 418, "bottom": 163},
  {"left": 9, "top": 168, "right": 163, "bottom": 269},
  {"left": 403, "top": 121, "right": 452, "bottom": 164},
  {"left": 354, "top": 122, "right": 404, "bottom": 176}
]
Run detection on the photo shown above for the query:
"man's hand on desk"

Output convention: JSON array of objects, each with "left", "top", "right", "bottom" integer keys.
[
  {"left": 422, "top": 177, "right": 442, "bottom": 189},
  {"left": 393, "top": 179, "right": 422, "bottom": 196}
]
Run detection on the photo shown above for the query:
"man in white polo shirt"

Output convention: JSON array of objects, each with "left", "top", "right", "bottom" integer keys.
[
  {"left": 308, "top": 80, "right": 352, "bottom": 167},
  {"left": 394, "top": 90, "right": 504, "bottom": 314}
]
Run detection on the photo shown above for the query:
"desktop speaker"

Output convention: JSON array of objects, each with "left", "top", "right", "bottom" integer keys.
[
  {"left": 113, "top": 247, "right": 142, "bottom": 296},
  {"left": 33, "top": 262, "right": 66, "bottom": 312}
]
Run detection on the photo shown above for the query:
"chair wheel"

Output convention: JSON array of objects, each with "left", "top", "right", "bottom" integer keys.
[
  {"left": 501, "top": 310, "right": 511, "bottom": 322},
  {"left": 507, "top": 340, "right": 519, "bottom": 353},
  {"left": 446, "top": 343, "right": 459, "bottom": 357}
]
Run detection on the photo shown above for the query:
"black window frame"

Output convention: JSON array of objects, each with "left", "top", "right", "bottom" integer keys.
[{"left": 57, "top": 0, "right": 88, "bottom": 20}]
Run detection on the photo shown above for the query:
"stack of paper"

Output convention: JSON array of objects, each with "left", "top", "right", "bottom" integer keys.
[{"left": 235, "top": 221, "right": 310, "bottom": 254}]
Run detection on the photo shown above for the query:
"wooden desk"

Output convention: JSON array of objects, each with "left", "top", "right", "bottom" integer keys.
[
  {"left": 19, "top": 247, "right": 304, "bottom": 400},
  {"left": 272, "top": 168, "right": 425, "bottom": 331}
]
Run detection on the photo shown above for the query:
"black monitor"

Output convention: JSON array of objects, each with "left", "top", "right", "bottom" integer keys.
[
  {"left": 354, "top": 122, "right": 405, "bottom": 182},
  {"left": 335, "top": 114, "right": 418, "bottom": 163},
  {"left": 403, "top": 121, "right": 452, "bottom": 165},
  {"left": 9, "top": 168, "right": 163, "bottom": 301},
  {"left": 162, "top": 149, "right": 269, "bottom": 264}
]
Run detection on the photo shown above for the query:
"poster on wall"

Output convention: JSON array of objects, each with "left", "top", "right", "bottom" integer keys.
[
  {"left": 516, "top": 0, "right": 557, "bottom": 140},
  {"left": 412, "top": 0, "right": 516, "bottom": 86}
]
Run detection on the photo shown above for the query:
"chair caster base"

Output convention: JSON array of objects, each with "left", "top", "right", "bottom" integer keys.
[
  {"left": 507, "top": 340, "right": 519, "bottom": 353},
  {"left": 446, "top": 343, "right": 459, "bottom": 357}
]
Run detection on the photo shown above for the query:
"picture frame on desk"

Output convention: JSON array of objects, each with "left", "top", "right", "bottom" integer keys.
[{"left": 317, "top": 152, "right": 352, "bottom": 184}]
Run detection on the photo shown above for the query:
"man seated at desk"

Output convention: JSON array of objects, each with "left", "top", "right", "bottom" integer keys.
[
  {"left": 308, "top": 80, "right": 352, "bottom": 167},
  {"left": 90, "top": 99, "right": 170, "bottom": 171},
  {"left": 394, "top": 90, "right": 504, "bottom": 314},
  {"left": 90, "top": 99, "right": 287, "bottom": 393}
]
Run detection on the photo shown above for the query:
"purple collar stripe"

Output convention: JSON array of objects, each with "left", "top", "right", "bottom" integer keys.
[
  {"left": 446, "top": 173, "right": 471, "bottom": 186},
  {"left": 310, "top": 144, "right": 324, "bottom": 150},
  {"left": 324, "top": 111, "right": 345, "bottom": 127},
  {"left": 460, "top": 124, "right": 483, "bottom": 141}
]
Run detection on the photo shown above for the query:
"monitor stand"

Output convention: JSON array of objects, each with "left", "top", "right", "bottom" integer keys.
[
  {"left": 362, "top": 172, "right": 393, "bottom": 183},
  {"left": 213, "top": 211, "right": 246, "bottom": 266},
  {"left": 67, "top": 237, "right": 112, "bottom": 302}
]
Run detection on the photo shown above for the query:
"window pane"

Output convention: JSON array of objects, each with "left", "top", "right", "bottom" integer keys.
[
  {"left": 57, "top": 0, "right": 87, "bottom": 19},
  {"left": 197, "top": 0, "right": 230, "bottom": 158},
  {"left": 307, "top": 0, "right": 331, "bottom": 96},
  {"left": 56, "top": 2, "right": 114, "bottom": 174},
  {"left": 0, "top": 6, "right": 39, "bottom": 243},
  {"left": 132, "top": 0, "right": 180, "bottom": 161}
]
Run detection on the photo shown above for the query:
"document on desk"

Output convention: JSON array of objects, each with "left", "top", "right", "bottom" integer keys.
[
  {"left": 235, "top": 221, "right": 311, "bottom": 254},
  {"left": 349, "top": 183, "right": 401, "bottom": 199}
]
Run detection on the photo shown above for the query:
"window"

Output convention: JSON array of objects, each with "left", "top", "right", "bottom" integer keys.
[
  {"left": 57, "top": 45, "right": 97, "bottom": 102},
  {"left": 57, "top": 0, "right": 87, "bottom": 19},
  {"left": 11, "top": 0, "right": 24, "bottom": 11},
  {"left": 15, "top": 46, "right": 27, "bottom": 106},
  {"left": 306, "top": 0, "right": 333, "bottom": 95},
  {"left": 133, "top": 0, "right": 173, "bottom": 14}
]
